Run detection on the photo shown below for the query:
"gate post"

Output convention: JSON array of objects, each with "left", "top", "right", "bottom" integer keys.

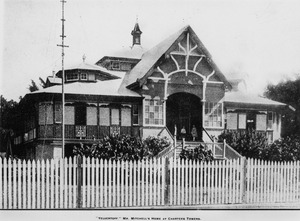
[
  {"left": 241, "top": 157, "right": 248, "bottom": 203},
  {"left": 164, "top": 157, "right": 170, "bottom": 205},
  {"left": 77, "top": 155, "right": 82, "bottom": 208}
]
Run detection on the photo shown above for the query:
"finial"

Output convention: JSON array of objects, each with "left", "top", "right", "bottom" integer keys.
[
  {"left": 82, "top": 54, "right": 86, "bottom": 62},
  {"left": 136, "top": 15, "right": 138, "bottom": 23}
]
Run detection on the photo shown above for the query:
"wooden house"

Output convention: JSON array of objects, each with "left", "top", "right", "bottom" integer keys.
[{"left": 13, "top": 24, "right": 291, "bottom": 159}]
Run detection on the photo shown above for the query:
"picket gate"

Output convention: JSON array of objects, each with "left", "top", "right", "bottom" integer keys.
[{"left": 1, "top": 157, "right": 300, "bottom": 209}]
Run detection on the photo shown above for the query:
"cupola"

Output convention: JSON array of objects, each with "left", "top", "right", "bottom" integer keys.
[{"left": 131, "top": 22, "right": 142, "bottom": 46}]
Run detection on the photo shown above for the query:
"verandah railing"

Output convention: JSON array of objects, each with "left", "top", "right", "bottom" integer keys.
[{"left": 0, "top": 157, "right": 299, "bottom": 209}]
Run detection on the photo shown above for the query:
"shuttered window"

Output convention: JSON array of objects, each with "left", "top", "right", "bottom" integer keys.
[
  {"left": 256, "top": 114, "right": 267, "bottom": 131},
  {"left": 99, "top": 107, "right": 110, "bottom": 126},
  {"left": 111, "top": 108, "right": 120, "bottom": 125},
  {"left": 121, "top": 108, "right": 131, "bottom": 126},
  {"left": 226, "top": 113, "right": 237, "bottom": 130},
  {"left": 39, "top": 103, "right": 53, "bottom": 125},
  {"left": 55, "top": 103, "right": 62, "bottom": 123},
  {"left": 87, "top": 106, "right": 97, "bottom": 125},
  {"left": 65, "top": 106, "right": 75, "bottom": 125},
  {"left": 238, "top": 113, "right": 246, "bottom": 129}
]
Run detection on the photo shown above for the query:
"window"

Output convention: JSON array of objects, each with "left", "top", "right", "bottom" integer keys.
[
  {"left": 226, "top": 113, "right": 237, "bottom": 130},
  {"left": 39, "top": 103, "right": 53, "bottom": 125},
  {"left": 55, "top": 103, "right": 62, "bottom": 123},
  {"left": 86, "top": 106, "right": 97, "bottom": 126},
  {"left": 65, "top": 106, "right": 75, "bottom": 125},
  {"left": 111, "top": 108, "right": 120, "bottom": 125},
  {"left": 80, "top": 73, "right": 87, "bottom": 80},
  {"left": 267, "top": 112, "right": 273, "bottom": 130},
  {"left": 204, "top": 102, "right": 222, "bottom": 128},
  {"left": 256, "top": 114, "right": 267, "bottom": 131},
  {"left": 99, "top": 107, "right": 110, "bottom": 126},
  {"left": 121, "top": 107, "right": 131, "bottom": 126},
  {"left": 111, "top": 62, "right": 120, "bottom": 70},
  {"left": 133, "top": 105, "right": 139, "bottom": 125},
  {"left": 144, "top": 99, "right": 164, "bottom": 126},
  {"left": 238, "top": 113, "right": 246, "bottom": 129},
  {"left": 66, "top": 73, "right": 79, "bottom": 81}
]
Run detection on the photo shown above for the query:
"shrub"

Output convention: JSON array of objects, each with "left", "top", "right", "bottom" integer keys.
[
  {"left": 261, "top": 135, "right": 300, "bottom": 161},
  {"left": 218, "top": 130, "right": 269, "bottom": 159},
  {"left": 218, "top": 130, "right": 300, "bottom": 161},
  {"left": 179, "top": 144, "right": 214, "bottom": 161},
  {"left": 73, "top": 135, "right": 170, "bottom": 160}
]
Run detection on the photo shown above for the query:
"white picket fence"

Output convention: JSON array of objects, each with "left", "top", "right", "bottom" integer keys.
[{"left": 0, "top": 157, "right": 299, "bottom": 209}]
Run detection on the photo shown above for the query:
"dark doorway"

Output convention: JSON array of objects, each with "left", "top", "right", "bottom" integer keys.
[
  {"left": 75, "top": 103, "right": 87, "bottom": 125},
  {"left": 246, "top": 111, "right": 257, "bottom": 130},
  {"left": 166, "top": 93, "right": 202, "bottom": 141}
]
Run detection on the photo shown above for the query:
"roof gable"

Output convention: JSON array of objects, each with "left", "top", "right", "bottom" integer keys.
[{"left": 125, "top": 25, "right": 231, "bottom": 89}]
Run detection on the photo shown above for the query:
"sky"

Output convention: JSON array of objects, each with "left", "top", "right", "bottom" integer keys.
[{"left": 1, "top": 0, "right": 300, "bottom": 101}]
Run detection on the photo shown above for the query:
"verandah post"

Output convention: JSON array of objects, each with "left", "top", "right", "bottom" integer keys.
[{"left": 77, "top": 155, "right": 82, "bottom": 208}]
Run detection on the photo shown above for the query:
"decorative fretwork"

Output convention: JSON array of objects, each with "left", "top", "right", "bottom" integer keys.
[{"left": 148, "top": 33, "right": 223, "bottom": 102}]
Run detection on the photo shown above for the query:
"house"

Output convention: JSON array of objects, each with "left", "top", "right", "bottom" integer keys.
[{"left": 13, "top": 23, "right": 291, "bottom": 160}]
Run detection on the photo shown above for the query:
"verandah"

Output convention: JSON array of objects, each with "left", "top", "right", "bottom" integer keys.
[{"left": 0, "top": 157, "right": 299, "bottom": 209}]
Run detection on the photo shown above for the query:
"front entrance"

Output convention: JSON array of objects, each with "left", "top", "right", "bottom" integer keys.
[{"left": 166, "top": 93, "right": 202, "bottom": 141}]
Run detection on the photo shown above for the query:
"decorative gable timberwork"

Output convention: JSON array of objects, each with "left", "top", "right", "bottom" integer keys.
[{"left": 135, "top": 30, "right": 226, "bottom": 103}]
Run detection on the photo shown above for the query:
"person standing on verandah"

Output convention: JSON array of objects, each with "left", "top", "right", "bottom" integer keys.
[{"left": 191, "top": 125, "right": 198, "bottom": 141}]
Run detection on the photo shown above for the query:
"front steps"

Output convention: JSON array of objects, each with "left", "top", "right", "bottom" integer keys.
[{"left": 173, "top": 141, "right": 225, "bottom": 160}]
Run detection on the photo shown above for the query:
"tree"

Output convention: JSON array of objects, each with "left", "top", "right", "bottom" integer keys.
[
  {"left": 28, "top": 79, "right": 39, "bottom": 92},
  {"left": 0, "top": 95, "right": 20, "bottom": 155},
  {"left": 39, "top": 77, "right": 46, "bottom": 89},
  {"left": 0, "top": 95, "right": 20, "bottom": 130},
  {"left": 264, "top": 75, "right": 300, "bottom": 137}
]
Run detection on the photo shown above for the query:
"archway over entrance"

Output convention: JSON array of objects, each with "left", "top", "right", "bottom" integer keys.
[{"left": 166, "top": 92, "right": 202, "bottom": 141}]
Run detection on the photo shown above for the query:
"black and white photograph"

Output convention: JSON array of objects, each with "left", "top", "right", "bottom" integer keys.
[{"left": 1, "top": 0, "right": 300, "bottom": 220}]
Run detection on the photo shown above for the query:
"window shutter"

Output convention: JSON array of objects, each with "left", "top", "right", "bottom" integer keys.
[
  {"left": 99, "top": 107, "right": 110, "bottom": 126},
  {"left": 38, "top": 104, "right": 46, "bottom": 125},
  {"left": 86, "top": 106, "right": 97, "bottom": 125},
  {"left": 46, "top": 104, "right": 53, "bottom": 124},
  {"left": 111, "top": 108, "right": 120, "bottom": 125},
  {"left": 121, "top": 108, "right": 131, "bottom": 126},
  {"left": 55, "top": 103, "right": 62, "bottom": 123},
  {"left": 65, "top": 106, "right": 75, "bottom": 125},
  {"left": 238, "top": 113, "right": 246, "bottom": 129},
  {"left": 256, "top": 114, "right": 267, "bottom": 131},
  {"left": 227, "top": 113, "right": 237, "bottom": 129}
]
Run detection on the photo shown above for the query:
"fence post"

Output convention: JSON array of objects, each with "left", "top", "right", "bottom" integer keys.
[
  {"left": 164, "top": 157, "right": 170, "bottom": 205},
  {"left": 77, "top": 155, "right": 82, "bottom": 208},
  {"left": 242, "top": 157, "right": 248, "bottom": 203}
]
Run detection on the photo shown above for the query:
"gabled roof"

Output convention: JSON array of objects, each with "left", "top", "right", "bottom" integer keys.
[{"left": 125, "top": 25, "right": 231, "bottom": 89}]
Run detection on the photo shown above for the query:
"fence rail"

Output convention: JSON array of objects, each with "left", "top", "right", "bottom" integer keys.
[{"left": 1, "top": 157, "right": 299, "bottom": 209}]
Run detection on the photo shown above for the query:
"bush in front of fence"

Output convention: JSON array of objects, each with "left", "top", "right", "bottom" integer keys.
[
  {"left": 218, "top": 129, "right": 269, "bottom": 159},
  {"left": 218, "top": 130, "right": 300, "bottom": 161},
  {"left": 179, "top": 144, "right": 214, "bottom": 161},
  {"left": 261, "top": 135, "right": 300, "bottom": 161},
  {"left": 73, "top": 135, "right": 170, "bottom": 160}
]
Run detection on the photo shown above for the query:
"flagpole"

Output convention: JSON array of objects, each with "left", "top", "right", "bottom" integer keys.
[{"left": 57, "top": 0, "right": 69, "bottom": 158}]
